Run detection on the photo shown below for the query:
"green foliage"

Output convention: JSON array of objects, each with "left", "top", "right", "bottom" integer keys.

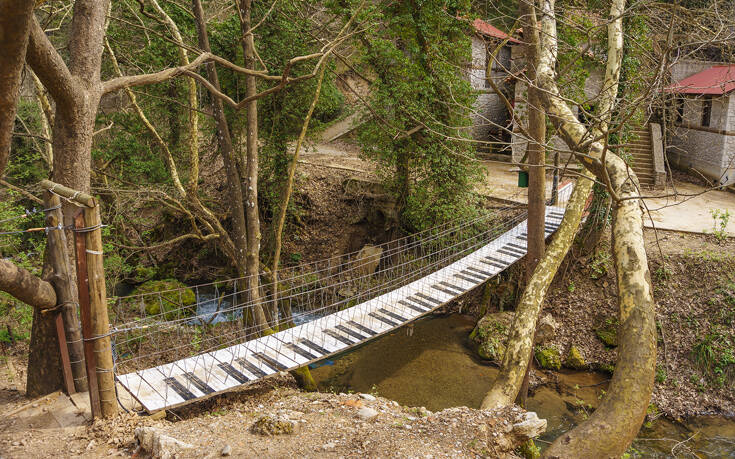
[
  {"left": 207, "top": 5, "right": 345, "bottom": 227},
  {"left": 518, "top": 439, "right": 541, "bottom": 459},
  {"left": 692, "top": 326, "right": 735, "bottom": 387},
  {"left": 710, "top": 208, "right": 731, "bottom": 242},
  {"left": 7, "top": 100, "right": 49, "bottom": 184},
  {"left": 0, "top": 191, "right": 46, "bottom": 345},
  {"left": 589, "top": 249, "right": 610, "bottom": 280},
  {"left": 354, "top": 0, "right": 484, "bottom": 231},
  {"left": 0, "top": 300, "right": 33, "bottom": 344}
]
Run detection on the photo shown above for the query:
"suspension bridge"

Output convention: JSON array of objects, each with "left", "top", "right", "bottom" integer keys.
[{"left": 109, "top": 184, "right": 572, "bottom": 413}]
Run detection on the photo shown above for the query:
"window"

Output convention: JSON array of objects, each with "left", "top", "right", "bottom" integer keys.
[{"left": 701, "top": 95, "right": 712, "bottom": 127}]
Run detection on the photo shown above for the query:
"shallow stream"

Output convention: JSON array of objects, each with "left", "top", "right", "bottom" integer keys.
[{"left": 311, "top": 314, "right": 735, "bottom": 457}]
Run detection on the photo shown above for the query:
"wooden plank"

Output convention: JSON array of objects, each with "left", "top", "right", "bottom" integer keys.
[
  {"left": 54, "top": 312, "right": 75, "bottom": 395},
  {"left": 73, "top": 211, "right": 100, "bottom": 419}
]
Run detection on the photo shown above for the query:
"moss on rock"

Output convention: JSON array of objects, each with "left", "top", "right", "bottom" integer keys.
[
  {"left": 469, "top": 312, "right": 513, "bottom": 363},
  {"left": 595, "top": 317, "right": 618, "bottom": 347},
  {"left": 565, "top": 345, "right": 586, "bottom": 369},
  {"left": 535, "top": 346, "right": 562, "bottom": 370},
  {"left": 132, "top": 279, "right": 196, "bottom": 318},
  {"left": 518, "top": 439, "right": 541, "bottom": 459}
]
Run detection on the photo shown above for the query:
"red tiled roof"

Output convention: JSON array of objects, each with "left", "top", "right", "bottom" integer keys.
[
  {"left": 667, "top": 65, "right": 735, "bottom": 95},
  {"left": 472, "top": 18, "right": 521, "bottom": 44}
]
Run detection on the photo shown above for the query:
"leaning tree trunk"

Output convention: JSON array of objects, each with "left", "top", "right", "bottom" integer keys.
[
  {"left": 0, "top": 0, "right": 35, "bottom": 175},
  {"left": 535, "top": 0, "right": 656, "bottom": 456},
  {"left": 481, "top": 173, "right": 594, "bottom": 409},
  {"left": 482, "top": 0, "right": 638, "bottom": 419}
]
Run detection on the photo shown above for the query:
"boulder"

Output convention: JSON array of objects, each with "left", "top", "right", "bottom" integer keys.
[
  {"left": 354, "top": 245, "right": 383, "bottom": 277},
  {"left": 250, "top": 415, "right": 297, "bottom": 435},
  {"left": 356, "top": 406, "right": 379, "bottom": 420},
  {"left": 511, "top": 411, "right": 547, "bottom": 441},
  {"left": 534, "top": 314, "right": 559, "bottom": 344},
  {"left": 469, "top": 312, "right": 514, "bottom": 362},
  {"left": 135, "top": 427, "right": 193, "bottom": 459},
  {"left": 595, "top": 318, "right": 618, "bottom": 347},
  {"left": 534, "top": 346, "right": 562, "bottom": 370},
  {"left": 130, "top": 279, "right": 196, "bottom": 318}
]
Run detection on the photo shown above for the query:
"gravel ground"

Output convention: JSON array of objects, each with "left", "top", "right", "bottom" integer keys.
[{"left": 0, "top": 373, "right": 543, "bottom": 458}]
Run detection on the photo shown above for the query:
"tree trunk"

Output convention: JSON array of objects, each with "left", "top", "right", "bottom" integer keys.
[
  {"left": 238, "top": 0, "right": 269, "bottom": 331},
  {"left": 0, "top": 0, "right": 35, "bottom": 175},
  {"left": 195, "top": 0, "right": 269, "bottom": 334},
  {"left": 272, "top": 64, "right": 327, "bottom": 325},
  {"left": 27, "top": 302, "right": 64, "bottom": 397},
  {"left": 481, "top": 175, "right": 594, "bottom": 409},
  {"left": 518, "top": 0, "right": 546, "bottom": 408},
  {"left": 25, "top": 0, "right": 111, "bottom": 398},
  {"left": 482, "top": 0, "right": 627, "bottom": 411},
  {"left": 0, "top": 260, "right": 56, "bottom": 309},
  {"left": 532, "top": 0, "right": 657, "bottom": 455}
]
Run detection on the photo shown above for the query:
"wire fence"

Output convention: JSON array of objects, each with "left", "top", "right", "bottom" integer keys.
[{"left": 109, "top": 184, "right": 573, "bottom": 378}]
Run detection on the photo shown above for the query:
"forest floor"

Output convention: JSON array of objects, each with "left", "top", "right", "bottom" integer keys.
[{"left": 537, "top": 228, "right": 735, "bottom": 418}]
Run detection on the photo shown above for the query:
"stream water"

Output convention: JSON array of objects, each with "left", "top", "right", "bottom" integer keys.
[{"left": 310, "top": 314, "right": 735, "bottom": 457}]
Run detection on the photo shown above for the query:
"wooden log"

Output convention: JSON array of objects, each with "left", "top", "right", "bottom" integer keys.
[
  {"left": 44, "top": 191, "right": 88, "bottom": 392},
  {"left": 83, "top": 205, "right": 117, "bottom": 418},
  {"left": 0, "top": 259, "right": 56, "bottom": 309},
  {"left": 39, "top": 179, "right": 96, "bottom": 207},
  {"left": 74, "top": 211, "right": 101, "bottom": 419}
]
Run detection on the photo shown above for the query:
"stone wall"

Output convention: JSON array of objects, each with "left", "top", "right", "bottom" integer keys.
[
  {"left": 469, "top": 35, "right": 512, "bottom": 151},
  {"left": 668, "top": 94, "right": 734, "bottom": 185}
]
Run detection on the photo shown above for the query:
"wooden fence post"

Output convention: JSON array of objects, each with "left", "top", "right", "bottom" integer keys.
[
  {"left": 43, "top": 191, "right": 88, "bottom": 393},
  {"left": 83, "top": 204, "right": 118, "bottom": 418},
  {"left": 74, "top": 211, "right": 101, "bottom": 419},
  {"left": 41, "top": 179, "right": 117, "bottom": 418}
]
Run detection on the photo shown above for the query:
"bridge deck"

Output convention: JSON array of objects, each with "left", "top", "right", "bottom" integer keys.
[{"left": 118, "top": 204, "right": 567, "bottom": 413}]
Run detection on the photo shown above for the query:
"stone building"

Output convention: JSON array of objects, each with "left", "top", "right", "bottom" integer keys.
[
  {"left": 467, "top": 19, "right": 519, "bottom": 155},
  {"left": 466, "top": 19, "right": 666, "bottom": 188},
  {"left": 666, "top": 62, "right": 735, "bottom": 186}
]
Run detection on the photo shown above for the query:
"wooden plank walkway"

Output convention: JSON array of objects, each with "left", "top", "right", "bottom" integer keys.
[{"left": 118, "top": 197, "right": 569, "bottom": 413}]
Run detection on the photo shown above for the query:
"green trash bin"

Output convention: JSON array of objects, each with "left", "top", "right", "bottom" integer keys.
[{"left": 518, "top": 170, "right": 529, "bottom": 188}]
